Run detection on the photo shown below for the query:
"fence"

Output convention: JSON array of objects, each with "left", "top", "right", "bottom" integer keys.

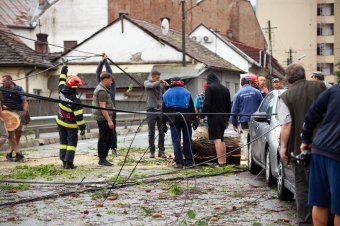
[{"left": 25, "top": 113, "right": 146, "bottom": 138}]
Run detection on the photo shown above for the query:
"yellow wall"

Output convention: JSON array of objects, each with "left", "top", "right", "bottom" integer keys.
[{"left": 0, "top": 67, "right": 51, "bottom": 96}]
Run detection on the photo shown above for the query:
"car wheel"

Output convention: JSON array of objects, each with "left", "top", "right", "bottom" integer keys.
[
  {"left": 277, "top": 160, "right": 294, "bottom": 201},
  {"left": 248, "top": 142, "right": 261, "bottom": 174},
  {"left": 265, "top": 149, "right": 276, "bottom": 187}
]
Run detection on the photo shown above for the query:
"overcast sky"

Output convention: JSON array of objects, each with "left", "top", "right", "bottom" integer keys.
[{"left": 249, "top": 0, "right": 256, "bottom": 6}]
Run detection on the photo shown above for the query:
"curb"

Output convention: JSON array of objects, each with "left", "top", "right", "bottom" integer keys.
[{"left": 0, "top": 132, "right": 99, "bottom": 151}]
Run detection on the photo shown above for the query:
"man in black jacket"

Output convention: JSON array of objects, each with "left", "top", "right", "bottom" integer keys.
[
  {"left": 202, "top": 73, "right": 231, "bottom": 166},
  {"left": 300, "top": 85, "right": 340, "bottom": 226}
]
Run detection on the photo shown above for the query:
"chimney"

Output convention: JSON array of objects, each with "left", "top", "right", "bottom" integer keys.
[
  {"left": 39, "top": 0, "right": 45, "bottom": 6},
  {"left": 35, "top": 33, "right": 48, "bottom": 54}
]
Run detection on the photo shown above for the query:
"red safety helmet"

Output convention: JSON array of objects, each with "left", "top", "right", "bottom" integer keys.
[
  {"left": 249, "top": 74, "right": 259, "bottom": 84},
  {"left": 66, "top": 75, "right": 83, "bottom": 88}
]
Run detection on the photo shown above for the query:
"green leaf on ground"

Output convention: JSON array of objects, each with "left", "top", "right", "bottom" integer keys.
[
  {"left": 187, "top": 210, "right": 196, "bottom": 219},
  {"left": 196, "top": 220, "right": 208, "bottom": 226}
]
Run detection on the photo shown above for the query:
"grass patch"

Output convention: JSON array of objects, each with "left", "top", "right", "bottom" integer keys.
[
  {"left": 0, "top": 183, "right": 30, "bottom": 191},
  {"left": 0, "top": 164, "right": 91, "bottom": 180},
  {"left": 178, "top": 165, "right": 235, "bottom": 177},
  {"left": 168, "top": 182, "right": 183, "bottom": 196},
  {"left": 142, "top": 207, "right": 156, "bottom": 216},
  {"left": 12, "top": 164, "right": 65, "bottom": 179},
  {"left": 90, "top": 189, "right": 107, "bottom": 200}
]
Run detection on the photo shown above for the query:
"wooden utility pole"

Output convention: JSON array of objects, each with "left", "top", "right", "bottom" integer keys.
[
  {"left": 263, "top": 21, "right": 277, "bottom": 76},
  {"left": 285, "top": 48, "right": 297, "bottom": 65}
]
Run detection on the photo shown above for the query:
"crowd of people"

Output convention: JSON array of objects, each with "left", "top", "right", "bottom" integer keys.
[{"left": 0, "top": 57, "right": 338, "bottom": 225}]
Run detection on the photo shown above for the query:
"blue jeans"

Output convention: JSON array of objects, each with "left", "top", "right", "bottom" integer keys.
[{"left": 170, "top": 122, "right": 193, "bottom": 165}]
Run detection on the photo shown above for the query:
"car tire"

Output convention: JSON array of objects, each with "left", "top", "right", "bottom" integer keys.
[
  {"left": 265, "top": 149, "right": 276, "bottom": 187},
  {"left": 248, "top": 142, "right": 261, "bottom": 174},
  {"left": 277, "top": 160, "right": 294, "bottom": 201}
]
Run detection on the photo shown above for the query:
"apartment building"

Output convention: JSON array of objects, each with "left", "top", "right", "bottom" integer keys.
[{"left": 257, "top": 0, "right": 340, "bottom": 83}]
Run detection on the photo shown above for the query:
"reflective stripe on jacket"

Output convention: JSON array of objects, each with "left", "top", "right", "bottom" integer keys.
[{"left": 56, "top": 73, "right": 85, "bottom": 128}]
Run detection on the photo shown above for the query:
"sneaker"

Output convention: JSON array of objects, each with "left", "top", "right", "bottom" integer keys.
[
  {"left": 64, "top": 162, "right": 77, "bottom": 169},
  {"left": 150, "top": 152, "right": 155, "bottom": 158},
  {"left": 173, "top": 164, "right": 183, "bottom": 169},
  {"left": 6, "top": 152, "right": 13, "bottom": 161},
  {"left": 98, "top": 158, "right": 113, "bottom": 167},
  {"left": 213, "top": 163, "right": 226, "bottom": 168},
  {"left": 111, "top": 148, "right": 118, "bottom": 157},
  {"left": 15, "top": 153, "right": 24, "bottom": 162},
  {"left": 158, "top": 152, "right": 166, "bottom": 158}
]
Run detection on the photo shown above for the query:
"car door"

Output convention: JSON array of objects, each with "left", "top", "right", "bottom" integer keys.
[{"left": 255, "top": 93, "right": 275, "bottom": 164}]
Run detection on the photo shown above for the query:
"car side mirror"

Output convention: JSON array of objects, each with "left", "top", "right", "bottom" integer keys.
[{"left": 253, "top": 112, "right": 271, "bottom": 124}]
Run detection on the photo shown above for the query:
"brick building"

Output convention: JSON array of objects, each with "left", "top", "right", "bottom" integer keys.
[{"left": 108, "top": 0, "right": 266, "bottom": 49}]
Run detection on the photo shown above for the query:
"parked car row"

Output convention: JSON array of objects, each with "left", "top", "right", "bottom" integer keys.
[{"left": 248, "top": 89, "right": 295, "bottom": 200}]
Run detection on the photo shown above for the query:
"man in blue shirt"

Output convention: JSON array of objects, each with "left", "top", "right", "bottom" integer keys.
[
  {"left": 230, "top": 75, "right": 263, "bottom": 164},
  {"left": 162, "top": 77, "right": 197, "bottom": 168}
]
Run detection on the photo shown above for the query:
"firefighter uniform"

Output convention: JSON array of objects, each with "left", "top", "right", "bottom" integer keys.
[{"left": 56, "top": 66, "right": 85, "bottom": 169}]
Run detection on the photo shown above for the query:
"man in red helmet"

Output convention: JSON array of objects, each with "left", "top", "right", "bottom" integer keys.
[{"left": 56, "top": 66, "right": 86, "bottom": 169}]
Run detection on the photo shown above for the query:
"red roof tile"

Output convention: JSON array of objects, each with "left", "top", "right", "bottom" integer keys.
[
  {"left": 0, "top": 0, "right": 36, "bottom": 27},
  {"left": 0, "top": 21, "right": 53, "bottom": 68}
]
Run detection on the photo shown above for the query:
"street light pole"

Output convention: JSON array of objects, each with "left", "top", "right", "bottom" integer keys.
[{"left": 181, "top": 0, "right": 186, "bottom": 67}]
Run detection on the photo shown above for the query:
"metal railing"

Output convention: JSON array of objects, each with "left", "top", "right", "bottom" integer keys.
[{"left": 25, "top": 112, "right": 146, "bottom": 138}]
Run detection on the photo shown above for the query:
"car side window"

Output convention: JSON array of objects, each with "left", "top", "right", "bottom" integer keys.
[{"left": 259, "top": 93, "right": 274, "bottom": 113}]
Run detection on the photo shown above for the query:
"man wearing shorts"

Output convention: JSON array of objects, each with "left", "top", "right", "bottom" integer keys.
[
  {"left": 202, "top": 73, "right": 231, "bottom": 167},
  {"left": 300, "top": 84, "right": 340, "bottom": 226},
  {"left": 2, "top": 75, "right": 29, "bottom": 161}
]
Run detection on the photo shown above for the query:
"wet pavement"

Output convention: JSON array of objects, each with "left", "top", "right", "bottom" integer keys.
[{"left": 0, "top": 130, "right": 296, "bottom": 226}]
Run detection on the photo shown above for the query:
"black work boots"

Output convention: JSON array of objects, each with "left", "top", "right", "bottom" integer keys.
[{"left": 63, "top": 161, "right": 77, "bottom": 169}]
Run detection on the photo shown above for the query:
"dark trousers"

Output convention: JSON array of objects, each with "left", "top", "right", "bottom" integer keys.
[
  {"left": 111, "top": 115, "right": 117, "bottom": 149},
  {"left": 58, "top": 125, "right": 78, "bottom": 162},
  {"left": 294, "top": 164, "right": 312, "bottom": 225},
  {"left": 97, "top": 120, "right": 113, "bottom": 159},
  {"left": 170, "top": 122, "right": 193, "bottom": 165},
  {"left": 147, "top": 111, "right": 165, "bottom": 153}
]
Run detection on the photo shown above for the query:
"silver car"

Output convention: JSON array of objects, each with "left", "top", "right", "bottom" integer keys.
[{"left": 248, "top": 89, "right": 295, "bottom": 200}]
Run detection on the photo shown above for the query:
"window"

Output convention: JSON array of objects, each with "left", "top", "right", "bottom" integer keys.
[
  {"left": 64, "top": 41, "right": 78, "bottom": 52},
  {"left": 317, "top": 24, "right": 334, "bottom": 36},
  {"left": 259, "top": 93, "right": 274, "bottom": 114},
  {"left": 317, "top": 43, "right": 334, "bottom": 55},
  {"left": 234, "top": 83, "right": 239, "bottom": 93},
  {"left": 317, "top": 4, "right": 334, "bottom": 16},
  {"left": 33, "top": 89, "right": 41, "bottom": 96},
  {"left": 317, "top": 63, "right": 334, "bottom": 75}
]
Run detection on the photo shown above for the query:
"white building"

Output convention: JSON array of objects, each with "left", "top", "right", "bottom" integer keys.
[
  {"left": 1, "top": 0, "right": 109, "bottom": 53},
  {"left": 189, "top": 24, "right": 285, "bottom": 81},
  {"left": 49, "top": 16, "right": 243, "bottom": 112},
  {"left": 190, "top": 24, "right": 259, "bottom": 76}
]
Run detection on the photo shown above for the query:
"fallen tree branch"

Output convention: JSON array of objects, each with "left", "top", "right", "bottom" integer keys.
[{"left": 0, "top": 169, "right": 246, "bottom": 208}]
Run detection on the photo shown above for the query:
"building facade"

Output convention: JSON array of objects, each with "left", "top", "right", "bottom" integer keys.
[
  {"left": 108, "top": 0, "right": 267, "bottom": 49},
  {"left": 257, "top": 0, "right": 340, "bottom": 83}
]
